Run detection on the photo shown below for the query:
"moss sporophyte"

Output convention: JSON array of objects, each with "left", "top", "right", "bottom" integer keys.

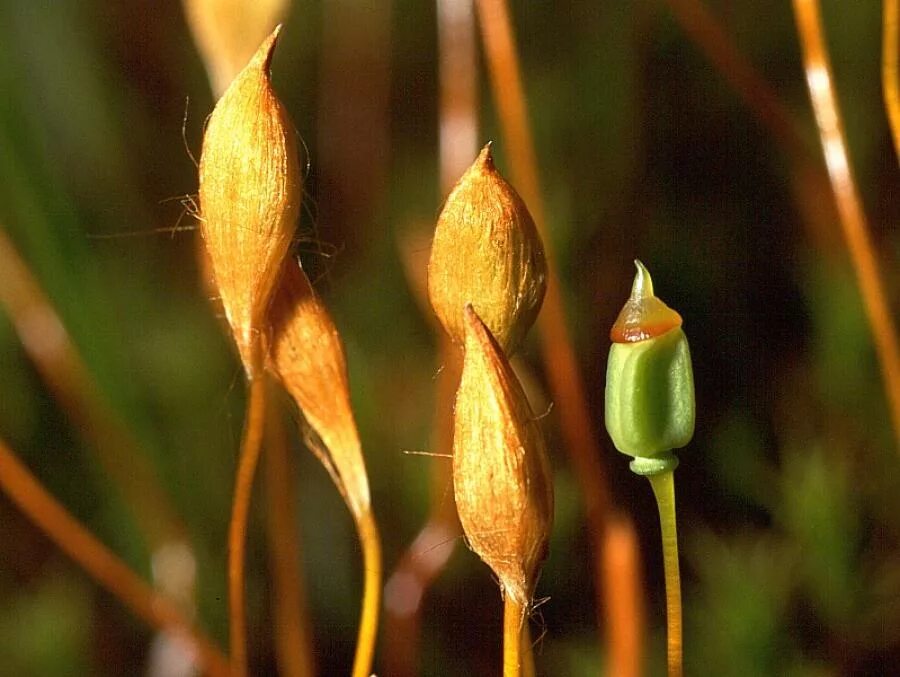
[
  {"left": 605, "top": 260, "right": 695, "bottom": 677},
  {"left": 428, "top": 145, "right": 551, "bottom": 676}
]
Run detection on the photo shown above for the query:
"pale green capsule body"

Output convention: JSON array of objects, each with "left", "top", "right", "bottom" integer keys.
[
  {"left": 606, "top": 264, "right": 695, "bottom": 458},
  {"left": 605, "top": 319, "right": 695, "bottom": 459}
]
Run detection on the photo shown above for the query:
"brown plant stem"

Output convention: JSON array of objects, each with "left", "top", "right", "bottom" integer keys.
[
  {"left": 503, "top": 596, "right": 525, "bottom": 677},
  {"left": 0, "top": 438, "right": 230, "bottom": 677},
  {"left": 793, "top": 0, "right": 900, "bottom": 450},
  {"left": 475, "top": 1, "right": 642, "bottom": 672},
  {"left": 885, "top": 0, "right": 900, "bottom": 157},
  {"left": 264, "top": 381, "right": 315, "bottom": 677},
  {"left": 352, "top": 507, "right": 383, "bottom": 677},
  {"left": 228, "top": 356, "right": 268, "bottom": 677},
  {"left": 0, "top": 229, "right": 188, "bottom": 557}
]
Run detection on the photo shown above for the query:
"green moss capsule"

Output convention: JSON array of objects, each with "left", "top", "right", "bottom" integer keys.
[{"left": 605, "top": 261, "right": 695, "bottom": 460}]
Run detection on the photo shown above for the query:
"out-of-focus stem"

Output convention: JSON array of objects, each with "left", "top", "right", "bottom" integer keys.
[
  {"left": 885, "top": 0, "right": 900, "bottom": 157},
  {"left": 661, "top": 0, "right": 841, "bottom": 254},
  {"left": 0, "top": 231, "right": 184, "bottom": 549},
  {"left": 264, "top": 382, "right": 315, "bottom": 677},
  {"left": 438, "top": 0, "right": 479, "bottom": 192},
  {"left": 0, "top": 229, "right": 194, "bottom": 602},
  {"left": 663, "top": 0, "right": 809, "bottom": 159},
  {"left": 382, "top": 339, "right": 460, "bottom": 677},
  {"left": 646, "top": 471, "right": 682, "bottom": 677},
  {"left": 503, "top": 596, "right": 525, "bottom": 677},
  {"left": 228, "top": 358, "right": 267, "bottom": 677},
  {"left": 0, "top": 438, "right": 230, "bottom": 677},
  {"left": 352, "top": 508, "right": 382, "bottom": 677},
  {"left": 475, "top": 1, "right": 643, "bottom": 672},
  {"left": 601, "top": 515, "right": 645, "bottom": 677},
  {"left": 793, "top": 0, "right": 900, "bottom": 450}
]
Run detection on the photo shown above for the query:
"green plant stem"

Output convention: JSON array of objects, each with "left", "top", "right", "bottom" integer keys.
[
  {"left": 351, "top": 507, "right": 382, "bottom": 677},
  {"left": 228, "top": 359, "right": 267, "bottom": 677},
  {"left": 503, "top": 596, "right": 524, "bottom": 677},
  {"left": 647, "top": 469, "right": 682, "bottom": 677}
]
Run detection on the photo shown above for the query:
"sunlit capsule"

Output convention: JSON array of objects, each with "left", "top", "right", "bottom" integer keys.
[{"left": 605, "top": 261, "right": 695, "bottom": 459}]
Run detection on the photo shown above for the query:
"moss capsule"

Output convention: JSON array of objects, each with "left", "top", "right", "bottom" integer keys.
[{"left": 605, "top": 261, "right": 695, "bottom": 459}]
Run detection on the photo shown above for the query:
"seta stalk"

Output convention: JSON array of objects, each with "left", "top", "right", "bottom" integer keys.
[{"left": 605, "top": 262, "right": 694, "bottom": 677}]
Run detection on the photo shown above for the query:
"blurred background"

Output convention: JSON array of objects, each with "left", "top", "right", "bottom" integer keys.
[{"left": 0, "top": 0, "right": 898, "bottom": 675}]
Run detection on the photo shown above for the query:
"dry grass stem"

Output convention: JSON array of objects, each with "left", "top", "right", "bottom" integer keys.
[
  {"left": 428, "top": 144, "right": 546, "bottom": 355},
  {"left": 199, "top": 27, "right": 299, "bottom": 379},
  {"left": 453, "top": 306, "right": 553, "bottom": 608},
  {"left": 0, "top": 438, "right": 230, "bottom": 677},
  {"left": 885, "top": 0, "right": 900, "bottom": 158},
  {"left": 793, "top": 0, "right": 900, "bottom": 450},
  {"left": 183, "top": 0, "right": 289, "bottom": 97}
]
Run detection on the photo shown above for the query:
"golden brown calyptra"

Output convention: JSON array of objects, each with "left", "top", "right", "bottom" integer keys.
[
  {"left": 268, "top": 258, "right": 371, "bottom": 518},
  {"left": 198, "top": 27, "right": 300, "bottom": 377},
  {"left": 428, "top": 144, "right": 546, "bottom": 355},
  {"left": 453, "top": 305, "right": 553, "bottom": 606}
]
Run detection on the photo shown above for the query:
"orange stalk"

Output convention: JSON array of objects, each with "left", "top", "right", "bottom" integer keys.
[
  {"left": 228, "top": 365, "right": 268, "bottom": 676},
  {"left": 264, "top": 382, "right": 315, "bottom": 677},
  {"left": 0, "top": 229, "right": 188, "bottom": 556},
  {"left": 885, "top": 0, "right": 900, "bottom": 157},
  {"left": 351, "top": 507, "right": 383, "bottom": 677},
  {"left": 475, "top": 1, "right": 643, "bottom": 673},
  {"left": 793, "top": 0, "right": 900, "bottom": 449},
  {"left": 0, "top": 438, "right": 229, "bottom": 677}
]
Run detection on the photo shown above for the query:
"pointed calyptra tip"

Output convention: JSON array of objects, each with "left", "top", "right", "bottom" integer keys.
[
  {"left": 476, "top": 141, "right": 495, "bottom": 169},
  {"left": 631, "top": 259, "right": 654, "bottom": 299},
  {"left": 252, "top": 24, "right": 282, "bottom": 73},
  {"left": 427, "top": 146, "right": 546, "bottom": 355},
  {"left": 610, "top": 260, "right": 682, "bottom": 343},
  {"left": 199, "top": 28, "right": 300, "bottom": 377}
]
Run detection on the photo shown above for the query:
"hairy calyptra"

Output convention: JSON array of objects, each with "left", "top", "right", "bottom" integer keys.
[
  {"left": 453, "top": 305, "right": 553, "bottom": 606},
  {"left": 428, "top": 144, "right": 546, "bottom": 355},
  {"left": 198, "top": 27, "right": 300, "bottom": 377}
]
